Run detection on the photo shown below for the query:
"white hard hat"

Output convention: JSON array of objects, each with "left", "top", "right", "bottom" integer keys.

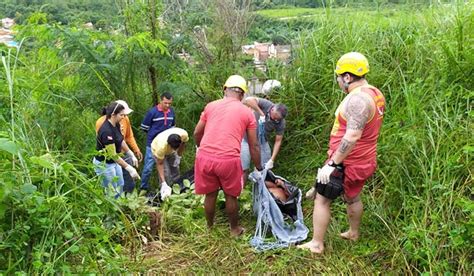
[
  {"left": 115, "top": 100, "right": 133, "bottom": 115},
  {"left": 261, "top": 80, "right": 281, "bottom": 95}
]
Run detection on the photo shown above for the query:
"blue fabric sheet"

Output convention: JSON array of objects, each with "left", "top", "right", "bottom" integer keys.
[{"left": 249, "top": 170, "right": 308, "bottom": 251}]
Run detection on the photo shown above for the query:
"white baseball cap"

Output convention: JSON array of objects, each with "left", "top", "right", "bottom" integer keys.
[{"left": 115, "top": 100, "right": 133, "bottom": 115}]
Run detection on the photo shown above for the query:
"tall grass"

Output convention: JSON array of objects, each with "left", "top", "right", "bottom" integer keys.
[
  {"left": 270, "top": 3, "right": 473, "bottom": 273},
  {"left": 0, "top": 32, "right": 152, "bottom": 274},
  {"left": 0, "top": 2, "right": 472, "bottom": 274}
]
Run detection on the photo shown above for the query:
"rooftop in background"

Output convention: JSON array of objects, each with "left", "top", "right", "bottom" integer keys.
[
  {"left": 1, "top": 18, "right": 16, "bottom": 48},
  {"left": 242, "top": 42, "right": 292, "bottom": 71},
  {"left": 1, "top": 17, "right": 15, "bottom": 29}
]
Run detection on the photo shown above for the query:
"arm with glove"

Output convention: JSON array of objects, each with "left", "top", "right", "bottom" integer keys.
[
  {"left": 108, "top": 143, "right": 140, "bottom": 181},
  {"left": 155, "top": 158, "right": 172, "bottom": 200},
  {"left": 172, "top": 140, "right": 186, "bottom": 167},
  {"left": 122, "top": 116, "right": 143, "bottom": 162},
  {"left": 317, "top": 93, "right": 372, "bottom": 184},
  {"left": 264, "top": 134, "right": 283, "bottom": 170}
]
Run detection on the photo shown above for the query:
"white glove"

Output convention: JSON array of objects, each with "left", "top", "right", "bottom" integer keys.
[
  {"left": 264, "top": 159, "right": 274, "bottom": 170},
  {"left": 160, "top": 181, "right": 172, "bottom": 200},
  {"left": 317, "top": 164, "right": 335, "bottom": 184},
  {"left": 125, "top": 165, "right": 141, "bottom": 180},
  {"left": 253, "top": 167, "right": 264, "bottom": 181},
  {"left": 258, "top": 115, "right": 265, "bottom": 124},
  {"left": 126, "top": 150, "right": 139, "bottom": 167},
  {"left": 173, "top": 155, "right": 182, "bottom": 167}
]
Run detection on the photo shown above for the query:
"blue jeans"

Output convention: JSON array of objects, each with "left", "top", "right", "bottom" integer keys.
[
  {"left": 140, "top": 146, "right": 155, "bottom": 190},
  {"left": 122, "top": 155, "right": 136, "bottom": 194},
  {"left": 93, "top": 158, "right": 124, "bottom": 199},
  {"left": 240, "top": 139, "right": 271, "bottom": 170}
]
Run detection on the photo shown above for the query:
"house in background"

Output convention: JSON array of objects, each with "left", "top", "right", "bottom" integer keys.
[
  {"left": 241, "top": 41, "right": 292, "bottom": 72},
  {"left": 0, "top": 18, "right": 17, "bottom": 48},
  {"left": 1, "top": 18, "right": 14, "bottom": 29}
]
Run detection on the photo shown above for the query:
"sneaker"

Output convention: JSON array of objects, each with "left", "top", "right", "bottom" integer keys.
[{"left": 305, "top": 187, "right": 316, "bottom": 200}]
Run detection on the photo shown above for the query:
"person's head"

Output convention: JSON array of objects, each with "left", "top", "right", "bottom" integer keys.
[
  {"left": 115, "top": 100, "right": 133, "bottom": 115},
  {"left": 167, "top": 134, "right": 182, "bottom": 150},
  {"left": 160, "top": 92, "right": 173, "bottom": 111},
  {"left": 223, "top": 75, "right": 248, "bottom": 100},
  {"left": 269, "top": 103, "right": 288, "bottom": 123},
  {"left": 334, "top": 52, "right": 369, "bottom": 92},
  {"left": 104, "top": 101, "right": 126, "bottom": 122}
]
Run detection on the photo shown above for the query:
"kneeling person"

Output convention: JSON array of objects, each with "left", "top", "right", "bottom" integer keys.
[{"left": 151, "top": 127, "right": 189, "bottom": 200}]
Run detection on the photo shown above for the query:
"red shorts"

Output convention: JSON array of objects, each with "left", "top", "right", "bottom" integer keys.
[
  {"left": 194, "top": 152, "right": 244, "bottom": 197},
  {"left": 342, "top": 163, "right": 377, "bottom": 198}
]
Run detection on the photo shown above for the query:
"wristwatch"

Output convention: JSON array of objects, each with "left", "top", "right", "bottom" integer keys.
[{"left": 327, "top": 160, "right": 341, "bottom": 167}]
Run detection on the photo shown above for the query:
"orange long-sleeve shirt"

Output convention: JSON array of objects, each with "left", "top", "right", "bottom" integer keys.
[{"left": 95, "top": 116, "right": 140, "bottom": 154}]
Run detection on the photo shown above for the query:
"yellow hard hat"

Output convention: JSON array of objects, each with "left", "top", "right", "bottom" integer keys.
[
  {"left": 223, "top": 75, "right": 248, "bottom": 94},
  {"left": 335, "top": 52, "right": 369, "bottom": 77}
]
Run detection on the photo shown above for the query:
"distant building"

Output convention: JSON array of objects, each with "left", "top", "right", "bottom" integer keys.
[
  {"left": 1, "top": 18, "right": 15, "bottom": 29},
  {"left": 242, "top": 41, "right": 292, "bottom": 71},
  {"left": 241, "top": 44, "right": 255, "bottom": 55},
  {"left": 0, "top": 18, "right": 16, "bottom": 47}
]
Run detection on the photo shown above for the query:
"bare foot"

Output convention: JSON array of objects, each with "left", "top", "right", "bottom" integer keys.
[
  {"left": 296, "top": 240, "right": 324, "bottom": 254},
  {"left": 340, "top": 230, "right": 359, "bottom": 241},
  {"left": 305, "top": 187, "right": 316, "bottom": 200},
  {"left": 230, "top": 226, "right": 245, "bottom": 237}
]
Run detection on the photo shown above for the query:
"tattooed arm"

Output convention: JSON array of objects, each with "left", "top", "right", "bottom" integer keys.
[{"left": 331, "top": 93, "right": 374, "bottom": 164}]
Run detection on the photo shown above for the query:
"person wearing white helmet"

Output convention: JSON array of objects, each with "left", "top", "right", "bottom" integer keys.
[
  {"left": 261, "top": 79, "right": 281, "bottom": 97},
  {"left": 298, "top": 52, "right": 386, "bottom": 254},
  {"left": 93, "top": 101, "right": 141, "bottom": 198},
  {"left": 95, "top": 100, "right": 142, "bottom": 195}
]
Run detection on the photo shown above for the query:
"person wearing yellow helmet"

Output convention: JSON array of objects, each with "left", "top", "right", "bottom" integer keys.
[
  {"left": 299, "top": 52, "right": 386, "bottom": 254},
  {"left": 194, "top": 75, "right": 263, "bottom": 237},
  {"left": 222, "top": 74, "right": 249, "bottom": 94}
]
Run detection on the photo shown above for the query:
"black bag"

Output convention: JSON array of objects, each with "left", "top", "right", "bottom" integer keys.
[
  {"left": 266, "top": 170, "right": 301, "bottom": 221},
  {"left": 174, "top": 166, "right": 195, "bottom": 193},
  {"left": 315, "top": 165, "right": 344, "bottom": 200}
]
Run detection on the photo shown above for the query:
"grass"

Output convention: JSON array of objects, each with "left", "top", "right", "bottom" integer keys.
[
  {"left": 256, "top": 8, "right": 323, "bottom": 19},
  {"left": 133, "top": 190, "right": 405, "bottom": 274},
  {"left": 1, "top": 1, "right": 473, "bottom": 274}
]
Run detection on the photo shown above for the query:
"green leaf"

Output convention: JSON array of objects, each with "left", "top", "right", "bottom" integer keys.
[
  {"left": 0, "top": 203, "right": 6, "bottom": 219},
  {"left": 64, "top": 231, "right": 74, "bottom": 239},
  {"left": 183, "top": 179, "right": 191, "bottom": 188},
  {"left": 0, "top": 138, "right": 19, "bottom": 155},
  {"left": 172, "top": 184, "right": 181, "bottom": 194},
  {"left": 21, "top": 184, "right": 37, "bottom": 194},
  {"left": 30, "top": 154, "right": 55, "bottom": 169},
  {"left": 462, "top": 145, "right": 474, "bottom": 153},
  {"left": 69, "top": 245, "right": 79, "bottom": 253}
]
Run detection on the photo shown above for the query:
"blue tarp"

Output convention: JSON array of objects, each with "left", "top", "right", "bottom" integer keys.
[{"left": 249, "top": 170, "right": 308, "bottom": 251}]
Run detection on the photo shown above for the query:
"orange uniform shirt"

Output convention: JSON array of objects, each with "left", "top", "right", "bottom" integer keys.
[{"left": 328, "top": 85, "right": 385, "bottom": 166}]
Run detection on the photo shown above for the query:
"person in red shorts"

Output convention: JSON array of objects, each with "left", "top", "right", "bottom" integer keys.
[
  {"left": 194, "top": 75, "right": 263, "bottom": 237},
  {"left": 299, "top": 52, "right": 386, "bottom": 253}
]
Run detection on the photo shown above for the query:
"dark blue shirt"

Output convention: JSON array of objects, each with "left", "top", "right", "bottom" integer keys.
[{"left": 140, "top": 105, "right": 175, "bottom": 146}]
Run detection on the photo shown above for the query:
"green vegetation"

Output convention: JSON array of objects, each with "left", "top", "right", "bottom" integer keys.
[
  {"left": 256, "top": 7, "right": 321, "bottom": 18},
  {"left": 0, "top": 0, "right": 472, "bottom": 274}
]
